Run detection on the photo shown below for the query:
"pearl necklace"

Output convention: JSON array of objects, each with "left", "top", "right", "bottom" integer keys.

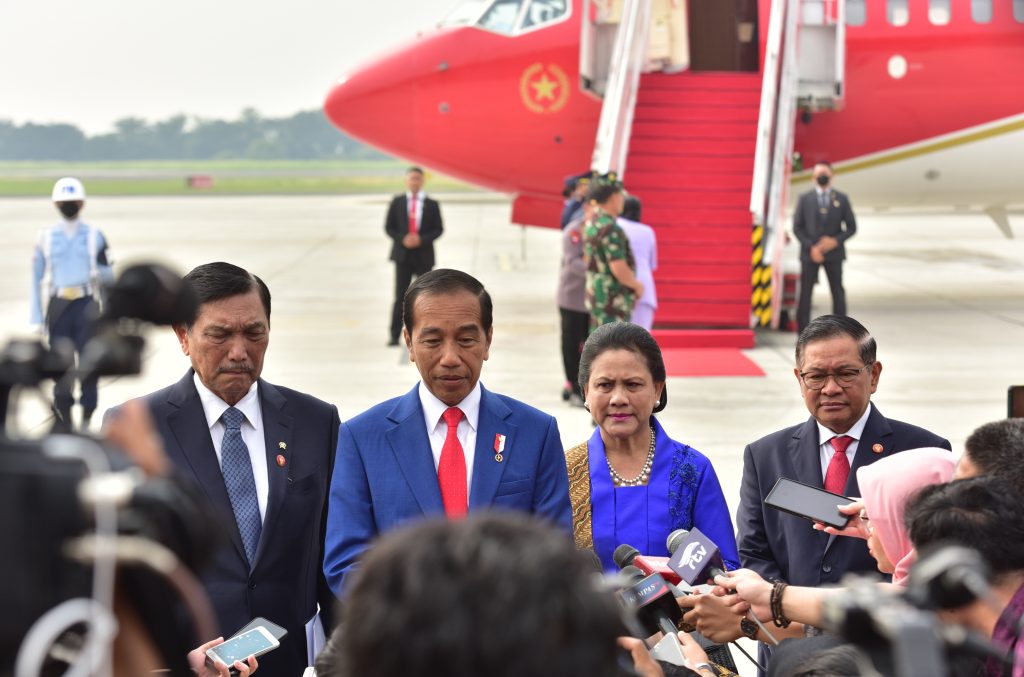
[{"left": 606, "top": 427, "right": 656, "bottom": 487}]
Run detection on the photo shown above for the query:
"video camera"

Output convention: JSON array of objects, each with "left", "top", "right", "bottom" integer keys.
[{"left": 0, "top": 264, "right": 221, "bottom": 677}]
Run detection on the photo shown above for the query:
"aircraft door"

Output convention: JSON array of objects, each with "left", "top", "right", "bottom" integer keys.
[{"left": 687, "top": 0, "right": 759, "bottom": 71}]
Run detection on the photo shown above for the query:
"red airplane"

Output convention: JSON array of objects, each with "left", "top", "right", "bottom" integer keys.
[{"left": 324, "top": 0, "right": 1024, "bottom": 341}]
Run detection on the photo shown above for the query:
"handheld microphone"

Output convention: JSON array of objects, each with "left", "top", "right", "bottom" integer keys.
[
  {"left": 614, "top": 542, "right": 683, "bottom": 585},
  {"left": 905, "top": 544, "right": 993, "bottom": 611},
  {"left": 667, "top": 527, "right": 727, "bottom": 587},
  {"left": 618, "top": 568, "right": 684, "bottom": 640}
]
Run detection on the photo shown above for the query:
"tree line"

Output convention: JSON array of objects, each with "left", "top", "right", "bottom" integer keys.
[{"left": 0, "top": 108, "right": 388, "bottom": 161}]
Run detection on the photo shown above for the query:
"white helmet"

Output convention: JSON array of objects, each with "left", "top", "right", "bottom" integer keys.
[{"left": 52, "top": 177, "right": 86, "bottom": 202}]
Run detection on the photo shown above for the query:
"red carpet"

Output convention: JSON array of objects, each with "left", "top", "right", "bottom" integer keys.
[{"left": 662, "top": 348, "right": 765, "bottom": 377}]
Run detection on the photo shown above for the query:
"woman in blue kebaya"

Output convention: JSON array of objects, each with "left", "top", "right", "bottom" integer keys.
[{"left": 566, "top": 322, "right": 739, "bottom": 572}]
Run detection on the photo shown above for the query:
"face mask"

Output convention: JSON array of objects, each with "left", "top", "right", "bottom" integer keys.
[
  {"left": 57, "top": 202, "right": 81, "bottom": 219},
  {"left": 815, "top": 174, "right": 830, "bottom": 187}
]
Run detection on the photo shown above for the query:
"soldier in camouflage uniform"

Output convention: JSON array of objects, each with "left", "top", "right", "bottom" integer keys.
[{"left": 583, "top": 174, "right": 645, "bottom": 331}]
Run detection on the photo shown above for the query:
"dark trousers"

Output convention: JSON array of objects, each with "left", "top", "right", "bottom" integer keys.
[
  {"left": 560, "top": 308, "right": 589, "bottom": 397},
  {"left": 46, "top": 296, "right": 100, "bottom": 413},
  {"left": 391, "top": 258, "right": 432, "bottom": 341},
  {"left": 797, "top": 258, "right": 846, "bottom": 332}
]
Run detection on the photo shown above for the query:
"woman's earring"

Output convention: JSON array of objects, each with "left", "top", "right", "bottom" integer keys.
[{"left": 583, "top": 402, "right": 591, "bottom": 412}]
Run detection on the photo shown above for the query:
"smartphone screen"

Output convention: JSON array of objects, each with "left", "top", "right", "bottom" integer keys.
[
  {"left": 764, "top": 477, "right": 851, "bottom": 529},
  {"left": 208, "top": 628, "right": 278, "bottom": 665}
]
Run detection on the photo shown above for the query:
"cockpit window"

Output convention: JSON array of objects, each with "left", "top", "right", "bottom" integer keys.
[
  {"left": 520, "top": 0, "right": 569, "bottom": 29},
  {"left": 442, "top": 0, "right": 569, "bottom": 35}
]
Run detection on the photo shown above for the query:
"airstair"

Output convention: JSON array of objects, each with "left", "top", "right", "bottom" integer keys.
[{"left": 584, "top": 0, "right": 847, "bottom": 340}]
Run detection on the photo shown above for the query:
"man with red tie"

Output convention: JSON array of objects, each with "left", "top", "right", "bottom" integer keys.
[
  {"left": 385, "top": 166, "right": 444, "bottom": 346},
  {"left": 734, "top": 314, "right": 949, "bottom": 670},
  {"left": 323, "top": 269, "right": 572, "bottom": 595}
]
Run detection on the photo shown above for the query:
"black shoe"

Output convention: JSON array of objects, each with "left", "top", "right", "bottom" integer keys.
[{"left": 387, "top": 337, "right": 400, "bottom": 347}]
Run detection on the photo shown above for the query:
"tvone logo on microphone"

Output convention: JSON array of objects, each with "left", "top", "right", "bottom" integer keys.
[{"left": 681, "top": 542, "right": 707, "bottom": 571}]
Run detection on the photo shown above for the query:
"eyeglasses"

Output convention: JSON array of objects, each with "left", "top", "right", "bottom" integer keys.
[
  {"left": 859, "top": 511, "right": 874, "bottom": 533},
  {"left": 799, "top": 363, "right": 873, "bottom": 390}
]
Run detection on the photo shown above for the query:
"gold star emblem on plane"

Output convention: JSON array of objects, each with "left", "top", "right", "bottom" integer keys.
[{"left": 531, "top": 74, "right": 558, "bottom": 101}]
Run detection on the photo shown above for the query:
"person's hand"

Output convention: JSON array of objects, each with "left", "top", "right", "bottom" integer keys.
[
  {"left": 813, "top": 499, "right": 867, "bottom": 539},
  {"left": 617, "top": 637, "right": 664, "bottom": 677},
  {"left": 810, "top": 245, "right": 825, "bottom": 263},
  {"left": 681, "top": 592, "right": 745, "bottom": 644},
  {"left": 101, "top": 398, "right": 169, "bottom": 477},
  {"left": 677, "top": 631, "right": 712, "bottom": 673},
  {"left": 818, "top": 235, "right": 839, "bottom": 252},
  {"left": 188, "top": 637, "right": 258, "bottom": 676},
  {"left": 632, "top": 281, "right": 645, "bottom": 297},
  {"left": 712, "top": 569, "right": 771, "bottom": 620},
  {"left": 402, "top": 233, "right": 422, "bottom": 248}
]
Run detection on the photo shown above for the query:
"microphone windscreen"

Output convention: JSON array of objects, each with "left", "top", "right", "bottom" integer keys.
[
  {"left": 666, "top": 529, "right": 689, "bottom": 555},
  {"left": 613, "top": 543, "right": 640, "bottom": 570},
  {"left": 104, "top": 263, "right": 198, "bottom": 326}
]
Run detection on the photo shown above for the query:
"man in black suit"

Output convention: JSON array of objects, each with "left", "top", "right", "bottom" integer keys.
[
  {"left": 386, "top": 166, "right": 443, "bottom": 346},
  {"left": 735, "top": 315, "right": 949, "bottom": 669},
  {"left": 793, "top": 161, "right": 857, "bottom": 332},
  {"left": 127, "top": 262, "right": 339, "bottom": 675}
]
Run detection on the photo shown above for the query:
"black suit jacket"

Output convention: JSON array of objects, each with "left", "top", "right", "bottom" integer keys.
[
  {"left": 792, "top": 188, "right": 857, "bottom": 263},
  {"left": 385, "top": 193, "right": 443, "bottom": 267},
  {"left": 737, "top": 405, "right": 950, "bottom": 587},
  {"left": 141, "top": 371, "right": 339, "bottom": 675}
]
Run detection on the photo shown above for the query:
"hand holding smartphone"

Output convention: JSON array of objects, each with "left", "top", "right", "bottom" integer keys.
[
  {"left": 205, "top": 627, "right": 279, "bottom": 675},
  {"left": 764, "top": 477, "right": 854, "bottom": 529}
]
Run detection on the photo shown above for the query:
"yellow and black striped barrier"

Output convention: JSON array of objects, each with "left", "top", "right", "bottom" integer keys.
[{"left": 751, "top": 224, "right": 772, "bottom": 327}]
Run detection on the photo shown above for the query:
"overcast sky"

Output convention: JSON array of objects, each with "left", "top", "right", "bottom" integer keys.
[{"left": 0, "top": 0, "right": 460, "bottom": 134}]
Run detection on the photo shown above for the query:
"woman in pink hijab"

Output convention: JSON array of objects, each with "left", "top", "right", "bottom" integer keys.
[{"left": 710, "top": 447, "right": 954, "bottom": 638}]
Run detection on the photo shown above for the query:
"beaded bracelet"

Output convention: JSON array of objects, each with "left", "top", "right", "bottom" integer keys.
[{"left": 770, "top": 580, "right": 791, "bottom": 628}]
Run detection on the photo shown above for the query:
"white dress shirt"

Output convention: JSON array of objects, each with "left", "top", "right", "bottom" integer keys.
[
  {"left": 194, "top": 374, "right": 269, "bottom": 521},
  {"left": 816, "top": 402, "right": 872, "bottom": 483},
  {"left": 407, "top": 191, "right": 424, "bottom": 225},
  {"left": 418, "top": 380, "right": 481, "bottom": 496}
]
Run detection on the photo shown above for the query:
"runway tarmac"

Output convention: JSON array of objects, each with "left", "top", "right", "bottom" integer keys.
[
  {"left": 3, "top": 193, "right": 1022, "bottom": 674},
  {"left": 3, "top": 193, "right": 1024, "bottom": 503}
]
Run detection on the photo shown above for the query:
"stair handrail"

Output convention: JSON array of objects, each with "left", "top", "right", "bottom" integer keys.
[
  {"left": 749, "top": 0, "right": 789, "bottom": 226},
  {"left": 765, "top": 0, "right": 802, "bottom": 327},
  {"left": 590, "top": 0, "right": 653, "bottom": 176}
]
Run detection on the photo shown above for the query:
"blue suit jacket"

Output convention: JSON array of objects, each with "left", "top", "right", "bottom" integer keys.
[
  {"left": 737, "top": 405, "right": 950, "bottom": 587},
  {"left": 324, "top": 384, "right": 572, "bottom": 595},
  {"left": 140, "top": 371, "right": 339, "bottom": 676}
]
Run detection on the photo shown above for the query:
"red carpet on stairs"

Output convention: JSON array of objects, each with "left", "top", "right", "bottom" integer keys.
[
  {"left": 661, "top": 348, "right": 765, "bottom": 378},
  {"left": 627, "top": 71, "right": 762, "bottom": 343}
]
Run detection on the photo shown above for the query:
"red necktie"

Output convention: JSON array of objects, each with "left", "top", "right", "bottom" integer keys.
[
  {"left": 438, "top": 407, "right": 467, "bottom": 517},
  {"left": 824, "top": 435, "right": 853, "bottom": 494},
  {"left": 408, "top": 194, "right": 418, "bottom": 234}
]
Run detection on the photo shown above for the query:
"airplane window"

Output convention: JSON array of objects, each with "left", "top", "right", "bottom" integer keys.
[
  {"left": 887, "top": 0, "right": 909, "bottom": 25},
  {"left": 971, "top": 0, "right": 992, "bottom": 23},
  {"left": 928, "top": 0, "right": 950, "bottom": 24},
  {"left": 1015, "top": 0, "right": 1024, "bottom": 22},
  {"left": 847, "top": 0, "right": 866, "bottom": 25},
  {"left": 442, "top": 0, "right": 494, "bottom": 26},
  {"left": 477, "top": 0, "right": 526, "bottom": 34},
  {"left": 520, "top": 0, "right": 568, "bottom": 29}
]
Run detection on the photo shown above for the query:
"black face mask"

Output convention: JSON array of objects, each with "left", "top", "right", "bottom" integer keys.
[
  {"left": 816, "top": 174, "right": 831, "bottom": 187},
  {"left": 57, "top": 202, "right": 81, "bottom": 219}
]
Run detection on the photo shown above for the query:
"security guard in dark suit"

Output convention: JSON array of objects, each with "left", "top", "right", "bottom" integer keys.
[
  {"left": 793, "top": 161, "right": 857, "bottom": 333},
  {"left": 384, "top": 167, "right": 443, "bottom": 346}
]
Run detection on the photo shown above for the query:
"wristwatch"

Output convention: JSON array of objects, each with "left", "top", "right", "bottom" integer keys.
[
  {"left": 692, "top": 663, "right": 716, "bottom": 676},
  {"left": 740, "top": 617, "right": 759, "bottom": 640}
]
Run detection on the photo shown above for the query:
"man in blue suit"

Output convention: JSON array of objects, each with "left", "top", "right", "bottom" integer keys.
[
  {"left": 734, "top": 315, "right": 949, "bottom": 668},
  {"left": 129, "top": 262, "right": 339, "bottom": 676},
  {"left": 324, "top": 269, "right": 572, "bottom": 595}
]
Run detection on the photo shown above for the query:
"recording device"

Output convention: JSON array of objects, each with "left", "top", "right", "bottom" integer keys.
[
  {"left": 763, "top": 477, "right": 852, "bottom": 529},
  {"left": 613, "top": 542, "right": 682, "bottom": 586},
  {"left": 617, "top": 568, "right": 687, "bottom": 666},
  {"left": 234, "top": 616, "right": 289, "bottom": 643},
  {"left": 206, "top": 627, "right": 280, "bottom": 671},
  {"left": 667, "top": 527, "right": 727, "bottom": 587},
  {"left": 2, "top": 263, "right": 218, "bottom": 677},
  {"left": 906, "top": 544, "right": 993, "bottom": 611}
]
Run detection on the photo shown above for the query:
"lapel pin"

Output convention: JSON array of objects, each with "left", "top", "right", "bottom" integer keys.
[
  {"left": 278, "top": 441, "right": 287, "bottom": 450},
  {"left": 833, "top": 200, "right": 840, "bottom": 208},
  {"left": 494, "top": 434, "right": 506, "bottom": 462},
  {"left": 871, "top": 443, "right": 884, "bottom": 454},
  {"left": 276, "top": 454, "right": 287, "bottom": 467},
  {"left": 495, "top": 453, "right": 503, "bottom": 463}
]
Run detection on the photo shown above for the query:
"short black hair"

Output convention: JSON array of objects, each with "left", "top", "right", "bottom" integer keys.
[
  {"left": 407, "top": 166, "right": 424, "bottom": 175},
  {"left": 182, "top": 262, "right": 271, "bottom": 328},
  {"left": 963, "top": 419, "right": 1024, "bottom": 492},
  {"left": 814, "top": 160, "right": 834, "bottom": 170},
  {"left": 579, "top": 322, "right": 667, "bottom": 413},
  {"left": 587, "top": 181, "right": 622, "bottom": 205},
  {"left": 795, "top": 315, "right": 876, "bottom": 368},
  {"left": 906, "top": 476, "right": 1024, "bottom": 579},
  {"left": 793, "top": 644, "right": 872, "bottom": 676},
  {"left": 621, "top": 195, "right": 642, "bottom": 221},
  {"left": 332, "top": 513, "right": 626, "bottom": 677},
  {"left": 403, "top": 268, "right": 493, "bottom": 335}
]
